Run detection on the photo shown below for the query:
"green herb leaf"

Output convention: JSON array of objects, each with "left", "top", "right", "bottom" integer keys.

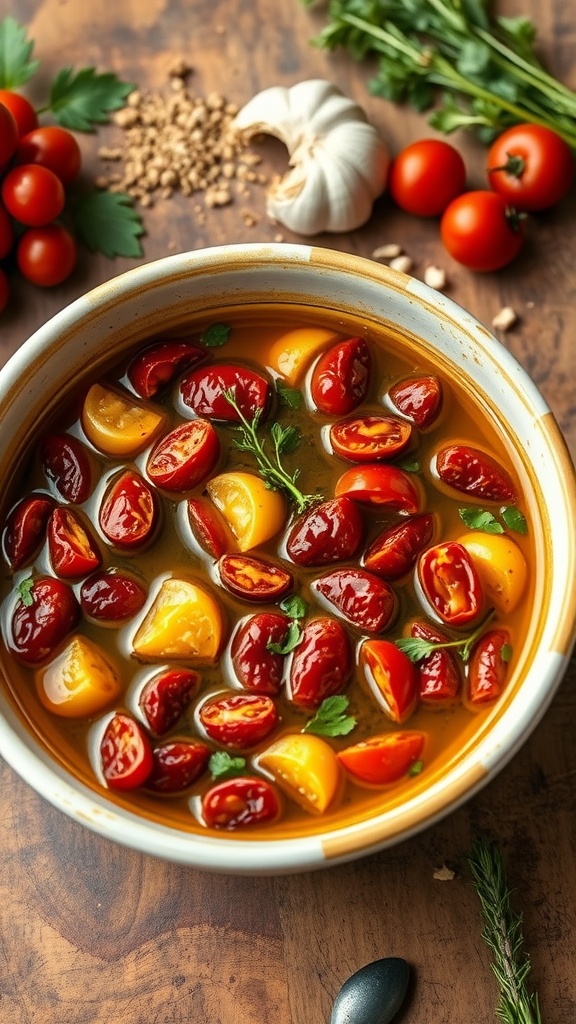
[
  {"left": 271, "top": 422, "right": 302, "bottom": 456},
  {"left": 397, "top": 457, "right": 420, "bottom": 473},
  {"left": 396, "top": 611, "right": 496, "bottom": 665},
  {"left": 501, "top": 506, "right": 528, "bottom": 535},
  {"left": 208, "top": 751, "right": 246, "bottom": 781},
  {"left": 304, "top": 695, "right": 357, "bottom": 738},
  {"left": 459, "top": 507, "right": 504, "bottom": 534},
  {"left": 395, "top": 636, "right": 437, "bottom": 663},
  {"left": 201, "top": 323, "right": 231, "bottom": 348},
  {"left": 17, "top": 576, "right": 34, "bottom": 607},
  {"left": 501, "top": 643, "right": 513, "bottom": 663},
  {"left": 267, "top": 620, "right": 302, "bottom": 655},
  {"left": 0, "top": 17, "right": 39, "bottom": 88},
  {"left": 408, "top": 759, "right": 424, "bottom": 777},
  {"left": 71, "top": 191, "right": 144, "bottom": 258},
  {"left": 280, "top": 595, "right": 307, "bottom": 620},
  {"left": 276, "top": 379, "right": 302, "bottom": 409},
  {"left": 49, "top": 66, "right": 133, "bottom": 131}
]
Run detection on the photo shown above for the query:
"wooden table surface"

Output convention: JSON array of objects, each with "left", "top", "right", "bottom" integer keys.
[{"left": 1, "top": 1, "right": 575, "bottom": 1021}]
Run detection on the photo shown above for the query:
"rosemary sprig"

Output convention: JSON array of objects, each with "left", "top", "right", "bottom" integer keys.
[
  {"left": 396, "top": 610, "right": 495, "bottom": 664},
  {"left": 469, "top": 837, "right": 542, "bottom": 1024},
  {"left": 223, "top": 387, "right": 320, "bottom": 514}
]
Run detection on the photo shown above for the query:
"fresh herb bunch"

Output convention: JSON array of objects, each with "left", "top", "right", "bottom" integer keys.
[
  {"left": 395, "top": 609, "right": 502, "bottom": 663},
  {"left": 301, "top": 0, "right": 576, "bottom": 147},
  {"left": 469, "top": 837, "right": 542, "bottom": 1024}
]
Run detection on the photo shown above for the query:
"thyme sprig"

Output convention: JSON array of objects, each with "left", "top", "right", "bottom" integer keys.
[
  {"left": 223, "top": 387, "right": 321, "bottom": 513},
  {"left": 469, "top": 837, "right": 542, "bottom": 1024}
]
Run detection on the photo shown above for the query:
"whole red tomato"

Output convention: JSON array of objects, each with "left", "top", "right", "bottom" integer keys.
[
  {"left": 0, "top": 101, "right": 18, "bottom": 166},
  {"left": 16, "top": 224, "right": 77, "bottom": 286},
  {"left": 16, "top": 126, "right": 82, "bottom": 186},
  {"left": 487, "top": 124, "right": 574, "bottom": 211},
  {"left": 2, "top": 164, "right": 65, "bottom": 226},
  {"left": 389, "top": 139, "right": 466, "bottom": 217},
  {"left": 0, "top": 90, "right": 38, "bottom": 138},
  {"left": 440, "top": 190, "right": 524, "bottom": 271}
]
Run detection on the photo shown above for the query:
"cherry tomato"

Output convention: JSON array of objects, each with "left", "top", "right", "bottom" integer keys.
[
  {"left": 127, "top": 339, "right": 208, "bottom": 398},
  {"left": 100, "top": 713, "right": 154, "bottom": 791},
  {"left": 487, "top": 124, "right": 574, "bottom": 212},
  {"left": 335, "top": 463, "right": 422, "bottom": 513},
  {"left": 80, "top": 570, "right": 147, "bottom": 623},
  {"left": 467, "top": 629, "right": 511, "bottom": 707},
  {"left": 218, "top": 554, "right": 293, "bottom": 602},
  {"left": 10, "top": 575, "right": 79, "bottom": 664},
  {"left": 2, "top": 164, "right": 65, "bottom": 226},
  {"left": 310, "top": 337, "right": 371, "bottom": 415},
  {"left": 457, "top": 531, "right": 527, "bottom": 614},
  {"left": 329, "top": 414, "right": 412, "bottom": 462},
  {"left": 199, "top": 693, "right": 278, "bottom": 748},
  {"left": 132, "top": 577, "right": 225, "bottom": 664},
  {"left": 440, "top": 190, "right": 524, "bottom": 272},
  {"left": 258, "top": 733, "right": 340, "bottom": 815},
  {"left": 187, "top": 496, "right": 235, "bottom": 558},
  {"left": 337, "top": 731, "right": 426, "bottom": 785},
  {"left": 48, "top": 507, "right": 101, "bottom": 578},
  {"left": 360, "top": 639, "right": 419, "bottom": 722},
  {"left": 387, "top": 375, "right": 442, "bottom": 429},
  {"left": 146, "top": 419, "right": 220, "bottom": 491},
  {"left": 0, "top": 101, "right": 18, "bottom": 166},
  {"left": 202, "top": 777, "right": 281, "bottom": 829},
  {"left": 147, "top": 740, "right": 210, "bottom": 793},
  {"left": 16, "top": 126, "right": 81, "bottom": 185},
  {"left": 286, "top": 496, "right": 363, "bottom": 567},
  {"left": 230, "top": 612, "right": 291, "bottom": 695},
  {"left": 435, "top": 444, "right": 517, "bottom": 502},
  {"left": 3, "top": 493, "right": 55, "bottom": 570},
  {"left": 139, "top": 668, "right": 201, "bottom": 735},
  {"left": 410, "top": 620, "right": 461, "bottom": 704},
  {"left": 16, "top": 224, "right": 77, "bottom": 287},
  {"left": 312, "top": 568, "right": 396, "bottom": 633},
  {"left": 288, "top": 617, "right": 352, "bottom": 709},
  {"left": 99, "top": 470, "right": 158, "bottom": 549},
  {"left": 0, "top": 91, "right": 38, "bottom": 139},
  {"left": 37, "top": 635, "right": 121, "bottom": 718},
  {"left": 389, "top": 139, "right": 466, "bottom": 217},
  {"left": 0, "top": 203, "right": 14, "bottom": 260},
  {"left": 0, "top": 266, "right": 8, "bottom": 314},
  {"left": 418, "top": 541, "right": 483, "bottom": 626},
  {"left": 82, "top": 383, "right": 166, "bottom": 457},
  {"left": 40, "top": 433, "right": 92, "bottom": 503},
  {"left": 180, "top": 363, "right": 270, "bottom": 421},
  {"left": 363, "top": 513, "right": 435, "bottom": 580}
]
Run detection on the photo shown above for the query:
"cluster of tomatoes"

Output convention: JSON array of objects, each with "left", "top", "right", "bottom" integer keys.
[
  {"left": 388, "top": 124, "right": 575, "bottom": 272},
  {"left": 0, "top": 90, "right": 81, "bottom": 312}
]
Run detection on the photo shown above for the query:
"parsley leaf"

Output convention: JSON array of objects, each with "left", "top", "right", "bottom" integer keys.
[
  {"left": 267, "top": 620, "right": 302, "bottom": 655},
  {"left": 397, "top": 456, "right": 420, "bottom": 473},
  {"left": 280, "top": 595, "right": 307, "bottom": 620},
  {"left": 49, "top": 67, "right": 133, "bottom": 132},
  {"left": 276, "top": 379, "right": 302, "bottom": 410},
  {"left": 0, "top": 17, "right": 39, "bottom": 88},
  {"left": 271, "top": 422, "right": 302, "bottom": 456},
  {"left": 396, "top": 611, "right": 496, "bottom": 665},
  {"left": 71, "top": 191, "right": 144, "bottom": 258},
  {"left": 200, "top": 323, "right": 231, "bottom": 348},
  {"left": 459, "top": 507, "right": 504, "bottom": 534},
  {"left": 408, "top": 759, "right": 424, "bottom": 777},
  {"left": 208, "top": 751, "right": 246, "bottom": 781},
  {"left": 17, "top": 577, "right": 34, "bottom": 607},
  {"left": 501, "top": 506, "right": 528, "bottom": 535},
  {"left": 501, "top": 643, "right": 513, "bottom": 663},
  {"left": 303, "top": 695, "right": 357, "bottom": 737}
]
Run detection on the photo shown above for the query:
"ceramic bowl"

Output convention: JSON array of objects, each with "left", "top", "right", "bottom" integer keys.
[{"left": 0, "top": 243, "right": 575, "bottom": 874}]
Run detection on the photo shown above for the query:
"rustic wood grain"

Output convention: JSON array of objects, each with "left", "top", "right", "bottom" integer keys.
[{"left": 1, "top": 1, "right": 575, "bottom": 1021}]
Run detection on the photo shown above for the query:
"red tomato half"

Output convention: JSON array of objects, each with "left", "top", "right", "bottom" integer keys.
[
  {"left": 310, "top": 337, "right": 371, "bottom": 415},
  {"left": 16, "top": 126, "right": 81, "bottom": 185},
  {"left": 363, "top": 513, "right": 435, "bottom": 580},
  {"left": 147, "top": 740, "right": 210, "bottom": 793},
  {"left": 360, "top": 639, "right": 418, "bottom": 722},
  {"left": 418, "top": 542, "right": 483, "bottom": 626},
  {"left": 40, "top": 433, "right": 92, "bottom": 503},
  {"left": 3, "top": 493, "right": 55, "bottom": 570},
  {"left": 467, "top": 629, "right": 510, "bottom": 707},
  {"left": 99, "top": 470, "right": 158, "bottom": 549},
  {"left": 435, "top": 444, "right": 517, "bottom": 502},
  {"left": 10, "top": 576, "right": 80, "bottom": 664},
  {"left": 199, "top": 693, "right": 278, "bottom": 749},
  {"left": 387, "top": 375, "right": 442, "bottom": 429},
  {"left": 2, "top": 164, "right": 65, "bottom": 226},
  {"left": 410, "top": 620, "right": 461, "bottom": 704},
  {"left": 48, "top": 507, "right": 101, "bottom": 578},
  {"left": 127, "top": 340, "right": 208, "bottom": 398},
  {"left": 313, "top": 568, "right": 397, "bottom": 633},
  {"left": 337, "top": 731, "right": 426, "bottom": 785},
  {"left": 218, "top": 554, "right": 292, "bottom": 602},
  {"left": 0, "top": 91, "right": 38, "bottom": 139},
  {"left": 335, "top": 464, "right": 421, "bottom": 513},
  {"left": 187, "top": 496, "right": 235, "bottom": 558},
  {"left": 147, "top": 419, "right": 219, "bottom": 491},
  {"left": 440, "top": 190, "right": 524, "bottom": 272},
  {"left": 286, "top": 496, "right": 364, "bottom": 567},
  {"left": 329, "top": 414, "right": 412, "bottom": 462},
  {"left": 389, "top": 139, "right": 466, "bottom": 217},
  {"left": 180, "top": 363, "right": 270, "bottom": 421},
  {"left": 100, "top": 713, "right": 154, "bottom": 790},
  {"left": 487, "top": 124, "right": 574, "bottom": 212},
  {"left": 288, "top": 617, "right": 352, "bottom": 709},
  {"left": 202, "top": 777, "right": 281, "bottom": 829},
  {"left": 230, "top": 612, "right": 291, "bottom": 695},
  {"left": 139, "top": 668, "right": 201, "bottom": 735},
  {"left": 80, "top": 571, "right": 147, "bottom": 623}
]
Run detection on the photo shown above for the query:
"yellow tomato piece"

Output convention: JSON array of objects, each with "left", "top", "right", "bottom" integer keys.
[
  {"left": 258, "top": 733, "right": 341, "bottom": 815},
  {"left": 457, "top": 531, "right": 528, "bottom": 613},
  {"left": 206, "top": 471, "right": 287, "bottom": 551},
  {"left": 82, "top": 383, "right": 166, "bottom": 457},
  {"left": 132, "top": 578, "right": 224, "bottom": 662},
  {"left": 267, "top": 327, "right": 339, "bottom": 385},
  {"left": 36, "top": 636, "right": 121, "bottom": 718}
]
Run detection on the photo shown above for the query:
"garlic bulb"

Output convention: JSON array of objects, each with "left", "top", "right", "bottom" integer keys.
[{"left": 233, "top": 79, "right": 389, "bottom": 235}]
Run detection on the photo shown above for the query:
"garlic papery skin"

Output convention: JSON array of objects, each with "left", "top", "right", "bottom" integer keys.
[{"left": 233, "top": 80, "right": 389, "bottom": 235}]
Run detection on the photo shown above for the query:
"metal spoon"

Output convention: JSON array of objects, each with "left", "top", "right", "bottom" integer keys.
[{"left": 330, "top": 957, "right": 410, "bottom": 1024}]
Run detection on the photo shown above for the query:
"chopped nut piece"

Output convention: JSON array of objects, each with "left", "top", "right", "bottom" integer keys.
[
  {"left": 371, "top": 243, "right": 402, "bottom": 260},
  {"left": 389, "top": 255, "right": 413, "bottom": 274},
  {"left": 423, "top": 265, "right": 447, "bottom": 290},
  {"left": 491, "top": 306, "right": 518, "bottom": 331},
  {"left": 433, "top": 864, "right": 456, "bottom": 881},
  {"left": 167, "top": 58, "right": 191, "bottom": 78}
]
